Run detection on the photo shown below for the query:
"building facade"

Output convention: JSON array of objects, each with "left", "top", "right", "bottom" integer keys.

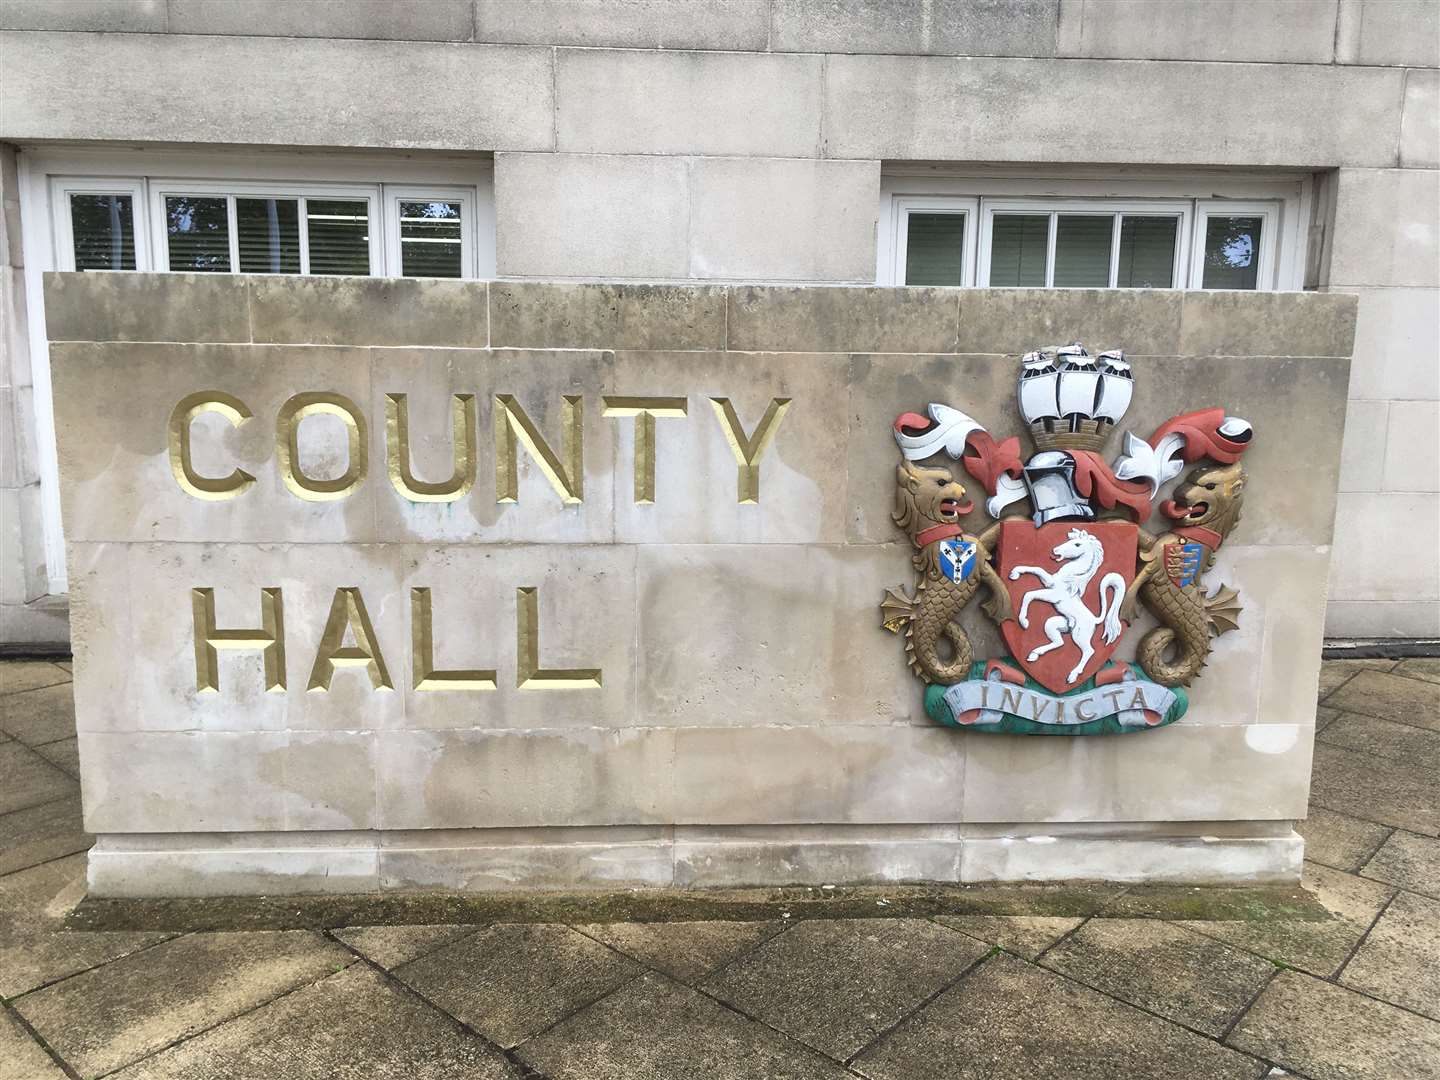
[{"left": 1, "top": 0, "right": 1438, "bottom": 648}]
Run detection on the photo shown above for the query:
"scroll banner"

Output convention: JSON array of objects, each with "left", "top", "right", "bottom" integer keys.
[{"left": 941, "top": 676, "right": 1180, "bottom": 728}]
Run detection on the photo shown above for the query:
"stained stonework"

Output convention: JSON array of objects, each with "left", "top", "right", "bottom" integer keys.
[{"left": 45, "top": 274, "right": 1355, "bottom": 895}]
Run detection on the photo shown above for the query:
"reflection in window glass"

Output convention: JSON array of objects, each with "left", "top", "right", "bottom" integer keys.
[
  {"left": 165, "top": 196, "right": 229, "bottom": 272},
  {"left": 307, "top": 199, "right": 371, "bottom": 275},
  {"left": 1053, "top": 215, "right": 1112, "bottom": 287},
  {"left": 399, "top": 200, "right": 462, "bottom": 278},
  {"left": 989, "top": 214, "right": 1048, "bottom": 286},
  {"left": 1116, "top": 216, "right": 1178, "bottom": 288},
  {"left": 904, "top": 213, "right": 966, "bottom": 286},
  {"left": 1202, "top": 216, "right": 1263, "bottom": 290},
  {"left": 237, "top": 197, "right": 300, "bottom": 275},
  {"left": 70, "top": 194, "right": 136, "bottom": 271}
]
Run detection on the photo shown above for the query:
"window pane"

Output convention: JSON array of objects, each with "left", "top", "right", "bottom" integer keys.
[
  {"left": 904, "top": 212, "right": 966, "bottom": 286},
  {"left": 236, "top": 197, "right": 300, "bottom": 274},
  {"left": 1116, "top": 216, "right": 1178, "bottom": 288},
  {"left": 307, "top": 199, "right": 370, "bottom": 275},
  {"left": 1053, "top": 215, "right": 1113, "bottom": 287},
  {"left": 1202, "top": 215, "right": 1263, "bottom": 290},
  {"left": 400, "top": 200, "right": 463, "bottom": 278},
  {"left": 165, "top": 196, "right": 229, "bottom": 273},
  {"left": 69, "top": 194, "right": 136, "bottom": 271},
  {"left": 989, "top": 214, "right": 1048, "bottom": 287}
]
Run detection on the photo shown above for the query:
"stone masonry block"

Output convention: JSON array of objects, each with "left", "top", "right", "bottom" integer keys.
[
  {"left": 0, "top": 0, "right": 164, "bottom": 31},
  {"left": 1328, "top": 493, "right": 1440, "bottom": 602},
  {"left": 823, "top": 54, "right": 1404, "bottom": 166},
  {"left": 1056, "top": 0, "right": 1337, "bottom": 63},
  {"left": 556, "top": 49, "right": 823, "bottom": 158},
  {"left": 958, "top": 288, "right": 1183, "bottom": 356},
  {"left": 489, "top": 283, "right": 727, "bottom": 351},
  {"left": 770, "top": 0, "right": 1060, "bottom": 57},
  {"left": 1402, "top": 69, "right": 1440, "bottom": 170},
  {"left": 44, "top": 271, "right": 249, "bottom": 344},
  {"left": 1330, "top": 168, "right": 1440, "bottom": 288},
  {"left": 1338, "top": 0, "right": 1440, "bottom": 67},
  {"left": 248, "top": 276, "right": 488, "bottom": 349},
  {"left": 1382, "top": 401, "right": 1440, "bottom": 492},
  {"left": 166, "top": 0, "right": 474, "bottom": 40},
  {"left": 1177, "top": 291, "right": 1357, "bottom": 359},
  {"left": 1338, "top": 399, "right": 1388, "bottom": 493},
  {"left": 475, "top": 0, "right": 769, "bottom": 51},
  {"left": 1325, "top": 600, "right": 1440, "bottom": 638},
  {"left": 1344, "top": 287, "right": 1440, "bottom": 401},
  {"left": 726, "top": 285, "right": 960, "bottom": 353},
  {"left": 0, "top": 32, "right": 554, "bottom": 150}
]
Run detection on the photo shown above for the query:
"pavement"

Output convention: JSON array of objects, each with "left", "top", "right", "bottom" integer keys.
[{"left": 1, "top": 656, "right": 1437, "bottom": 1080}]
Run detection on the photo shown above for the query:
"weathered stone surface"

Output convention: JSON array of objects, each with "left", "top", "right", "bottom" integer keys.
[
  {"left": 1041, "top": 918, "right": 1275, "bottom": 1035},
  {"left": 1177, "top": 862, "right": 1395, "bottom": 977},
  {"left": 557, "top": 50, "right": 822, "bottom": 158},
  {"left": 703, "top": 917, "right": 989, "bottom": 1060},
  {"left": 573, "top": 919, "right": 785, "bottom": 982},
  {"left": 1339, "top": 0, "right": 1440, "bottom": 67},
  {"left": 962, "top": 830, "right": 1304, "bottom": 885},
  {"left": 1402, "top": 69, "right": 1440, "bottom": 170},
  {"left": 0, "top": 1007, "right": 65, "bottom": 1080},
  {"left": 1298, "top": 807, "right": 1391, "bottom": 872},
  {"left": 0, "top": 740, "right": 75, "bottom": 815},
  {"left": 13, "top": 930, "right": 353, "bottom": 1077},
  {"left": 249, "top": 276, "right": 488, "bottom": 348},
  {"left": 773, "top": 0, "right": 1059, "bottom": 56},
  {"left": 167, "top": 0, "right": 475, "bottom": 40},
  {"left": 956, "top": 287, "right": 1181, "bottom": 356},
  {"left": 476, "top": 0, "right": 769, "bottom": 50},
  {"left": 394, "top": 923, "right": 641, "bottom": 1048},
  {"left": 1059, "top": 0, "right": 1337, "bottom": 62},
  {"left": 1228, "top": 969, "right": 1440, "bottom": 1080},
  {"left": 0, "top": 682, "right": 73, "bottom": 745},
  {"left": 1311, "top": 743, "right": 1439, "bottom": 836},
  {"left": 1384, "top": 401, "right": 1440, "bottom": 493},
  {"left": 1, "top": 32, "right": 555, "bottom": 150},
  {"left": 518, "top": 970, "right": 854, "bottom": 1079},
  {"left": 854, "top": 951, "right": 1261, "bottom": 1079},
  {"left": 1344, "top": 287, "right": 1440, "bottom": 403},
  {"left": 0, "top": 0, "right": 163, "bottom": 32},
  {"left": 113, "top": 965, "right": 521, "bottom": 1078},
  {"left": 0, "top": 795, "right": 88, "bottom": 875},
  {"left": 86, "top": 833, "right": 381, "bottom": 897},
  {"left": 381, "top": 829, "right": 673, "bottom": 892},
  {"left": 1328, "top": 494, "right": 1440, "bottom": 607},
  {"left": 931, "top": 914, "right": 1081, "bottom": 959},
  {"left": 674, "top": 823, "right": 961, "bottom": 887},
  {"left": 1362, "top": 830, "right": 1440, "bottom": 898},
  {"left": 1394, "top": 658, "right": 1440, "bottom": 685},
  {"left": 1330, "top": 168, "right": 1440, "bottom": 289},
  {"left": 330, "top": 924, "right": 479, "bottom": 969},
  {"left": 727, "top": 286, "right": 960, "bottom": 353},
  {"left": 824, "top": 54, "right": 1404, "bottom": 166},
  {"left": 1178, "top": 290, "right": 1357, "bottom": 359},
  {"left": 0, "top": 659, "right": 68, "bottom": 694},
  {"left": 489, "top": 283, "right": 726, "bottom": 351},
  {"left": 1339, "top": 890, "right": 1440, "bottom": 1018},
  {"left": 1324, "top": 670, "right": 1440, "bottom": 729},
  {"left": 30, "top": 735, "right": 76, "bottom": 778},
  {"left": 1319, "top": 711, "right": 1440, "bottom": 769},
  {"left": 44, "top": 271, "right": 249, "bottom": 345}
]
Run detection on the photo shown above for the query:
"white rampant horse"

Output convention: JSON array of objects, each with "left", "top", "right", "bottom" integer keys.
[{"left": 1009, "top": 528, "right": 1126, "bottom": 686}]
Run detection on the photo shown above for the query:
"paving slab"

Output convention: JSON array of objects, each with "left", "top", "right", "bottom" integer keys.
[
  {"left": 1318, "top": 710, "right": 1440, "bottom": 769},
  {"left": 1041, "top": 918, "right": 1276, "bottom": 1036},
  {"left": 0, "top": 684, "right": 77, "bottom": 747},
  {"left": 0, "top": 855, "right": 169, "bottom": 999},
  {"left": 1325, "top": 670, "right": 1440, "bottom": 730},
  {"left": 1339, "top": 890, "right": 1440, "bottom": 1019},
  {"left": 1392, "top": 657, "right": 1440, "bottom": 685},
  {"left": 111, "top": 963, "right": 521, "bottom": 1080},
  {"left": 702, "top": 917, "right": 990, "bottom": 1061},
  {"left": 30, "top": 737, "right": 78, "bottom": 779},
  {"left": 852, "top": 951, "right": 1263, "bottom": 1080},
  {"left": 394, "top": 922, "right": 642, "bottom": 1049},
  {"left": 1315, "top": 704, "right": 1341, "bottom": 731},
  {"left": 332, "top": 923, "right": 480, "bottom": 969},
  {"left": 0, "top": 662, "right": 70, "bottom": 696},
  {"left": 1361, "top": 830, "right": 1440, "bottom": 897},
  {"left": 0, "top": 741, "right": 77, "bottom": 816},
  {"left": 930, "top": 914, "right": 1083, "bottom": 960},
  {"left": 1176, "top": 862, "right": 1395, "bottom": 978},
  {"left": 0, "top": 796, "right": 90, "bottom": 876},
  {"left": 1228, "top": 969, "right": 1440, "bottom": 1080},
  {"left": 1310, "top": 743, "right": 1439, "bottom": 836},
  {"left": 519, "top": 970, "right": 854, "bottom": 1079},
  {"left": 0, "top": 1008, "right": 66, "bottom": 1080},
  {"left": 573, "top": 919, "right": 786, "bottom": 982},
  {"left": 1298, "top": 807, "right": 1392, "bottom": 872},
  {"left": 1318, "top": 659, "right": 1395, "bottom": 699},
  {"left": 13, "top": 930, "right": 355, "bottom": 1077}
]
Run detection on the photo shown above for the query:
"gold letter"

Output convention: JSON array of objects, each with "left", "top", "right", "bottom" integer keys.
[
  {"left": 276, "top": 392, "right": 367, "bottom": 501},
  {"left": 515, "top": 586, "right": 601, "bottom": 690},
  {"left": 191, "top": 587, "right": 285, "bottom": 693},
  {"left": 709, "top": 397, "right": 792, "bottom": 503},
  {"left": 386, "top": 393, "right": 477, "bottom": 503},
  {"left": 410, "top": 588, "right": 496, "bottom": 690},
  {"left": 308, "top": 587, "right": 393, "bottom": 692},
  {"left": 602, "top": 396, "right": 688, "bottom": 504},
  {"left": 169, "top": 392, "right": 255, "bottom": 500},
  {"left": 494, "top": 394, "right": 583, "bottom": 504},
  {"left": 1074, "top": 697, "right": 1096, "bottom": 722}
]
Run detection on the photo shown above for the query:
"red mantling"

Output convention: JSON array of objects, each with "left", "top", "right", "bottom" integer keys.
[
  {"left": 1069, "top": 451, "right": 1152, "bottom": 520},
  {"left": 1170, "top": 524, "right": 1225, "bottom": 550},
  {"left": 1149, "top": 407, "right": 1252, "bottom": 465},
  {"left": 914, "top": 522, "right": 966, "bottom": 548},
  {"left": 961, "top": 431, "right": 1024, "bottom": 495}
]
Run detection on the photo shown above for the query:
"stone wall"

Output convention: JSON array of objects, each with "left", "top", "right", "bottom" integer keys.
[{"left": 45, "top": 273, "right": 1355, "bottom": 894}]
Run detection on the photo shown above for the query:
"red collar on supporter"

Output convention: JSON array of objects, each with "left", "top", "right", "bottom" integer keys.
[
  {"left": 1172, "top": 524, "right": 1224, "bottom": 549},
  {"left": 915, "top": 523, "right": 965, "bottom": 548}
]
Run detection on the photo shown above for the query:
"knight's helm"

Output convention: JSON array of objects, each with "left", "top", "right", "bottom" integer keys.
[{"left": 1023, "top": 451, "right": 1095, "bottom": 526}]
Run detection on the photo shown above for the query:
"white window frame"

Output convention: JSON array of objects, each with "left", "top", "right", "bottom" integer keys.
[
  {"left": 383, "top": 185, "right": 478, "bottom": 279},
  {"left": 877, "top": 172, "right": 1307, "bottom": 292},
  {"left": 976, "top": 198, "right": 1192, "bottom": 289},
  {"left": 50, "top": 177, "right": 150, "bottom": 272},
  {"left": 890, "top": 196, "right": 979, "bottom": 288}
]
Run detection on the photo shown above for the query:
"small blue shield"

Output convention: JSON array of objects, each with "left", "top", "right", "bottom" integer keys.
[
  {"left": 1175, "top": 542, "right": 1204, "bottom": 588},
  {"left": 938, "top": 539, "right": 977, "bottom": 584}
]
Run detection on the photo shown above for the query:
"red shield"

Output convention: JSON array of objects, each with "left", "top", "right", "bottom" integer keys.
[{"left": 997, "top": 520, "right": 1139, "bottom": 694}]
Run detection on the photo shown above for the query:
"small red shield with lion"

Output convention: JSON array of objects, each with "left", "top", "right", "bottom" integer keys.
[{"left": 997, "top": 520, "right": 1139, "bottom": 694}]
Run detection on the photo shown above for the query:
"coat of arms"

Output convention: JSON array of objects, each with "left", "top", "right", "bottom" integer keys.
[{"left": 881, "top": 344, "right": 1252, "bottom": 735}]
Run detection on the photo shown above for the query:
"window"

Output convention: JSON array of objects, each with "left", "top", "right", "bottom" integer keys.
[{"left": 879, "top": 176, "right": 1302, "bottom": 291}]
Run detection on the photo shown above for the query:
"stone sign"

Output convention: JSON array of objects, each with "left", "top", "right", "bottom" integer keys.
[{"left": 45, "top": 273, "right": 1356, "bottom": 896}]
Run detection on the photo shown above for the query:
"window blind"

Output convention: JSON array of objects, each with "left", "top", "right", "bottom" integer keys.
[
  {"left": 1116, "top": 216, "right": 1178, "bottom": 288},
  {"left": 165, "top": 196, "right": 230, "bottom": 273},
  {"left": 1053, "top": 215, "right": 1112, "bottom": 288},
  {"left": 399, "top": 200, "right": 462, "bottom": 278},
  {"left": 903, "top": 213, "right": 966, "bottom": 287},
  {"left": 989, "top": 214, "right": 1048, "bottom": 287},
  {"left": 306, "top": 199, "right": 371, "bottom": 276},
  {"left": 69, "top": 194, "right": 136, "bottom": 271},
  {"left": 237, "top": 197, "right": 300, "bottom": 275}
]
